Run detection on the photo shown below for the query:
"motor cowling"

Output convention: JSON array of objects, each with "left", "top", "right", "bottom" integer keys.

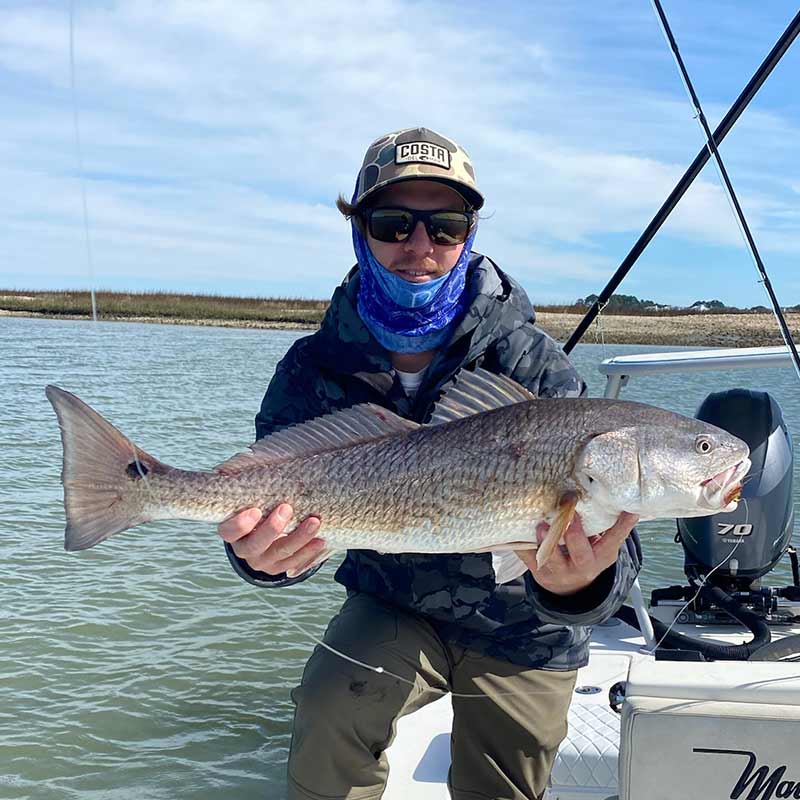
[{"left": 678, "top": 389, "right": 793, "bottom": 590}]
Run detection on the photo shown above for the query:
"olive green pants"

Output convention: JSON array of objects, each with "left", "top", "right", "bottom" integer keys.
[{"left": 287, "top": 593, "right": 577, "bottom": 800}]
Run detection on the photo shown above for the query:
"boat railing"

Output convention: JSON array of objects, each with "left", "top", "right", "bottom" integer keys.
[{"left": 599, "top": 345, "right": 793, "bottom": 399}]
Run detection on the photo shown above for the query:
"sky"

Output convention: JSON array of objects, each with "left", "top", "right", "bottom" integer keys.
[{"left": 0, "top": 0, "right": 798, "bottom": 308}]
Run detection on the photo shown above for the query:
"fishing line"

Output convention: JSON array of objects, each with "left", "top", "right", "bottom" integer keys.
[
  {"left": 643, "top": 496, "right": 750, "bottom": 655},
  {"left": 594, "top": 300, "right": 608, "bottom": 360},
  {"left": 254, "top": 587, "right": 588, "bottom": 699},
  {"left": 254, "top": 504, "right": 751, "bottom": 696},
  {"left": 564, "top": 9, "right": 800, "bottom": 354},
  {"left": 68, "top": 0, "right": 98, "bottom": 322},
  {"left": 130, "top": 446, "right": 163, "bottom": 509},
  {"left": 644, "top": 536, "right": 746, "bottom": 655},
  {"left": 649, "top": 0, "right": 800, "bottom": 384},
  {"left": 255, "top": 590, "right": 415, "bottom": 688}
]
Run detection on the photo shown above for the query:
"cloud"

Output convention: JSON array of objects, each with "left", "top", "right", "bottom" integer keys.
[{"left": 1, "top": 0, "right": 798, "bottom": 305}]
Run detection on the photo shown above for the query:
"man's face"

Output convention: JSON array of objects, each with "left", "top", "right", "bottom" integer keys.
[{"left": 366, "top": 180, "right": 467, "bottom": 283}]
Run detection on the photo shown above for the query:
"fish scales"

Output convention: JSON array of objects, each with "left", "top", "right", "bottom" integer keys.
[{"left": 124, "top": 402, "right": 594, "bottom": 551}]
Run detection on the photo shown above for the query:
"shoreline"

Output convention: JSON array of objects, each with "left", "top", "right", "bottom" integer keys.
[
  {"left": 0, "top": 309, "right": 316, "bottom": 331},
  {"left": 2, "top": 308, "right": 797, "bottom": 347},
  {"left": 533, "top": 311, "right": 797, "bottom": 347}
]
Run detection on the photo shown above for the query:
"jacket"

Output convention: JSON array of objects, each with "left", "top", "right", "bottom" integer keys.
[{"left": 226, "top": 253, "right": 641, "bottom": 668}]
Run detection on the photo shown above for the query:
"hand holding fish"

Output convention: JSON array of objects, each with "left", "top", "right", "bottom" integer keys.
[
  {"left": 518, "top": 512, "right": 639, "bottom": 596},
  {"left": 218, "top": 505, "right": 325, "bottom": 577}
]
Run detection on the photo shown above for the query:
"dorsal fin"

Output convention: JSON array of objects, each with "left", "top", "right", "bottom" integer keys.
[
  {"left": 429, "top": 367, "right": 537, "bottom": 425},
  {"left": 214, "top": 404, "right": 420, "bottom": 474}
]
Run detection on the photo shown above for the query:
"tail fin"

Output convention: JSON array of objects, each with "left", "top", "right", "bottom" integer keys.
[{"left": 45, "top": 385, "right": 171, "bottom": 551}]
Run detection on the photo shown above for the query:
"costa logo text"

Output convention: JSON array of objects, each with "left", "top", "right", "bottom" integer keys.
[{"left": 395, "top": 142, "right": 451, "bottom": 169}]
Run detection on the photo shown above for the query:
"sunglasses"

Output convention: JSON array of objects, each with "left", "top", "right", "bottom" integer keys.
[{"left": 360, "top": 206, "right": 474, "bottom": 246}]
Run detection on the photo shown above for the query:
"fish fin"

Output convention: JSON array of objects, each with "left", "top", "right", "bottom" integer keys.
[
  {"left": 536, "top": 491, "right": 579, "bottom": 568},
  {"left": 214, "top": 404, "right": 420, "bottom": 474},
  {"left": 45, "top": 386, "right": 170, "bottom": 551},
  {"left": 429, "top": 367, "right": 537, "bottom": 425},
  {"left": 491, "top": 550, "right": 531, "bottom": 584}
]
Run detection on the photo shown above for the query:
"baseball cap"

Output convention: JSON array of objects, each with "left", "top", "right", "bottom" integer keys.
[{"left": 353, "top": 127, "right": 484, "bottom": 210}]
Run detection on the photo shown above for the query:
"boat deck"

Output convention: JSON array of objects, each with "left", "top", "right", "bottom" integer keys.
[{"left": 384, "top": 604, "right": 800, "bottom": 799}]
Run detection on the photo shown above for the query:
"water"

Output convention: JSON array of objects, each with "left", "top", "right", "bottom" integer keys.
[{"left": 2, "top": 316, "right": 799, "bottom": 799}]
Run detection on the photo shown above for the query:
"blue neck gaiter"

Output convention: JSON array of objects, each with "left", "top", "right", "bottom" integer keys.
[{"left": 354, "top": 213, "right": 477, "bottom": 354}]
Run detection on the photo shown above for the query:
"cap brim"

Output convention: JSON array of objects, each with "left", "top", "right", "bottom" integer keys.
[{"left": 358, "top": 175, "right": 484, "bottom": 211}]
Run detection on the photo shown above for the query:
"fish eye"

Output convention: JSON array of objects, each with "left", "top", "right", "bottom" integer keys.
[{"left": 695, "top": 435, "right": 714, "bottom": 455}]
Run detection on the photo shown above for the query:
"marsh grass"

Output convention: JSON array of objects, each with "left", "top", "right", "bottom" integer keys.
[
  {"left": 0, "top": 290, "right": 759, "bottom": 323},
  {"left": 1, "top": 290, "right": 785, "bottom": 346},
  {"left": 0, "top": 290, "right": 329, "bottom": 324}
]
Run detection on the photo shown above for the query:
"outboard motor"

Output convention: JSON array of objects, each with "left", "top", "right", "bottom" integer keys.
[
  {"left": 677, "top": 389, "right": 794, "bottom": 593},
  {"left": 616, "top": 389, "right": 800, "bottom": 660}
]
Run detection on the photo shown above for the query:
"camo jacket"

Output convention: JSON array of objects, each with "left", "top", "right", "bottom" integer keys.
[{"left": 226, "top": 253, "right": 641, "bottom": 669}]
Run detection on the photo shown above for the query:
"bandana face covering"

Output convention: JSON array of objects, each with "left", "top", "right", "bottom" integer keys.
[{"left": 354, "top": 212, "right": 477, "bottom": 354}]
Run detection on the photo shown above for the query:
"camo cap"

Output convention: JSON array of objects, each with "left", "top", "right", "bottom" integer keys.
[{"left": 354, "top": 127, "right": 484, "bottom": 210}]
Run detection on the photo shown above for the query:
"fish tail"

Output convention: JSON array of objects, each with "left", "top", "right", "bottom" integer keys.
[{"left": 46, "top": 385, "right": 172, "bottom": 551}]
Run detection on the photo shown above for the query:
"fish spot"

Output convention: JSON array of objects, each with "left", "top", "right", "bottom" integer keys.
[
  {"left": 349, "top": 680, "right": 368, "bottom": 696},
  {"left": 126, "top": 461, "right": 149, "bottom": 480}
]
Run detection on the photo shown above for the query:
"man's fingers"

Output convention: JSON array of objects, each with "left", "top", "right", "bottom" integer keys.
[
  {"left": 218, "top": 506, "right": 264, "bottom": 542},
  {"left": 591, "top": 512, "right": 639, "bottom": 561},
  {"left": 266, "top": 517, "right": 321, "bottom": 562},
  {"left": 245, "top": 516, "right": 323, "bottom": 574},
  {"left": 534, "top": 512, "right": 637, "bottom": 576},
  {"left": 535, "top": 521, "right": 549, "bottom": 542},
  {"left": 514, "top": 549, "right": 539, "bottom": 571},
  {"left": 272, "top": 535, "right": 328, "bottom": 578},
  {"left": 601, "top": 511, "right": 639, "bottom": 541},
  {"left": 564, "top": 528, "right": 595, "bottom": 571},
  {"left": 229, "top": 504, "right": 292, "bottom": 558}
]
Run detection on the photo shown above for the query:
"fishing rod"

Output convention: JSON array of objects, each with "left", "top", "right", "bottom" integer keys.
[
  {"left": 649, "top": 0, "right": 800, "bottom": 382},
  {"left": 563, "top": 8, "right": 800, "bottom": 355}
]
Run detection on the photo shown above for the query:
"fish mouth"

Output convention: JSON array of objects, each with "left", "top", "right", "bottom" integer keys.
[{"left": 700, "top": 458, "right": 751, "bottom": 510}]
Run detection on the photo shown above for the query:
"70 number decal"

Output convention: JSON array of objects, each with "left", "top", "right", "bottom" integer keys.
[{"left": 717, "top": 523, "right": 753, "bottom": 536}]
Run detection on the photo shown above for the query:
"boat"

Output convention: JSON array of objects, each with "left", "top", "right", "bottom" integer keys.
[
  {"left": 384, "top": 345, "right": 800, "bottom": 800},
  {"left": 54, "top": 7, "right": 800, "bottom": 797}
]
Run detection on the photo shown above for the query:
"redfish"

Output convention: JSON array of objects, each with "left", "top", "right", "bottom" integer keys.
[{"left": 46, "top": 369, "right": 750, "bottom": 572}]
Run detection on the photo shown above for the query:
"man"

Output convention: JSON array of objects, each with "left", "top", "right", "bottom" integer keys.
[{"left": 219, "top": 127, "right": 641, "bottom": 800}]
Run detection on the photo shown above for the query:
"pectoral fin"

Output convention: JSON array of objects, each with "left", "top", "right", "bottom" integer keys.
[{"left": 536, "top": 491, "right": 579, "bottom": 568}]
